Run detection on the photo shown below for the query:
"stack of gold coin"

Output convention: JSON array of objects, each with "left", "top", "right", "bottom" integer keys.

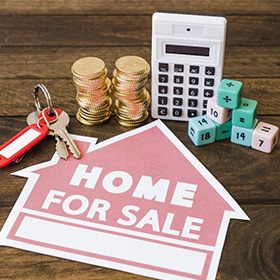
[
  {"left": 112, "top": 56, "right": 150, "bottom": 127},
  {"left": 71, "top": 57, "right": 112, "bottom": 125}
]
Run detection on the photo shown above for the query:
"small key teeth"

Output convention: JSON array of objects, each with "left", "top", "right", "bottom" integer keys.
[
  {"left": 55, "top": 136, "right": 69, "bottom": 160},
  {"left": 65, "top": 141, "right": 81, "bottom": 159}
]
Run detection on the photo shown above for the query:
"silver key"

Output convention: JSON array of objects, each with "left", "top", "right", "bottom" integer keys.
[
  {"left": 26, "top": 111, "right": 69, "bottom": 160},
  {"left": 49, "top": 111, "right": 81, "bottom": 159}
]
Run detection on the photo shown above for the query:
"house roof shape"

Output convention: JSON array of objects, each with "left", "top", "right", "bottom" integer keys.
[{"left": 10, "top": 119, "right": 249, "bottom": 280}]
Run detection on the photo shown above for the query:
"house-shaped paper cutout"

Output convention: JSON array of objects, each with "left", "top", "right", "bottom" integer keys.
[{"left": 0, "top": 120, "right": 249, "bottom": 280}]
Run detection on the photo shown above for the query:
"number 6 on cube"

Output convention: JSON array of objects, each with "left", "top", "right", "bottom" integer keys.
[{"left": 0, "top": 123, "right": 48, "bottom": 168}]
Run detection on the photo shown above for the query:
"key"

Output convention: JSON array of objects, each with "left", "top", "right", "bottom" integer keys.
[
  {"left": 52, "top": 133, "right": 69, "bottom": 160},
  {"left": 0, "top": 123, "right": 48, "bottom": 168},
  {"left": 45, "top": 110, "right": 82, "bottom": 159},
  {"left": 27, "top": 110, "right": 69, "bottom": 160}
]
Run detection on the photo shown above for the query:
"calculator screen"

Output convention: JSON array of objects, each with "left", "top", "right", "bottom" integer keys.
[{"left": 166, "top": 44, "right": 210, "bottom": 57}]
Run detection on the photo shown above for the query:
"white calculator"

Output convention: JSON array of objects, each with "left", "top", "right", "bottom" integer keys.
[{"left": 151, "top": 12, "right": 227, "bottom": 121}]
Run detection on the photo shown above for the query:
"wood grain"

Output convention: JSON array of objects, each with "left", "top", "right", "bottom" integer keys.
[
  {"left": 0, "top": 0, "right": 279, "bottom": 279},
  {"left": 0, "top": 0, "right": 279, "bottom": 15},
  {"left": 0, "top": 46, "right": 279, "bottom": 80},
  {"left": 0, "top": 15, "right": 279, "bottom": 47}
]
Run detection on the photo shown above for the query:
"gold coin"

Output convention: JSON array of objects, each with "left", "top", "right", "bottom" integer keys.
[
  {"left": 76, "top": 110, "right": 111, "bottom": 126},
  {"left": 115, "top": 110, "right": 148, "bottom": 127},
  {"left": 73, "top": 68, "right": 107, "bottom": 87},
  {"left": 115, "top": 56, "right": 150, "bottom": 75},
  {"left": 113, "top": 69, "right": 149, "bottom": 83},
  {"left": 72, "top": 57, "right": 105, "bottom": 78}
]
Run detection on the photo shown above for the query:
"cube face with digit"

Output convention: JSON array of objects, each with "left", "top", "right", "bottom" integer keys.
[
  {"left": 188, "top": 115, "right": 216, "bottom": 146},
  {"left": 231, "top": 119, "right": 258, "bottom": 147},
  {"left": 217, "top": 79, "right": 243, "bottom": 109},
  {"left": 215, "top": 120, "right": 232, "bottom": 140},
  {"left": 207, "top": 95, "right": 232, "bottom": 124},
  {"left": 251, "top": 122, "right": 279, "bottom": 153},
  {"left": 232, "top": 98, "right": 258, "bottom": 128}
]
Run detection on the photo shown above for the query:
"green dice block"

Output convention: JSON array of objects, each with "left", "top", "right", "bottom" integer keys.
[
  {"left": 231, "top": 119, "right": 258, "bottom": 147},
  {"left": 232, "top": 98, "right": 258, "bottom": 128},
  {"left": 217, "top": 79, "right": 243, "bottom": 109},
  {"left": 214, "top": 120, "right": 232, "bottom": 140},
  {"left": 188, "top": 115, "right": 216, "bottom": 146}
]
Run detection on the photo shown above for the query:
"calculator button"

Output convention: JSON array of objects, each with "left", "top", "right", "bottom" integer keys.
[
  {"left": 158, "top": 107, "right": 168, "bottom": 116},
  {"left": 190, "top": 66, "right": 200, "bottom": 74},
  {"left": 205, "top": 67, "right": 215, "bottom": 76},
  {"left": 158, "top": 96, "right": 168, "bottom": 105},
  {"left": 174, "top": 64, "right": 184, "bottom": 73},
  {"left": 173, "top": 108, "right": 182, "bottom": 117},
  {"left": 173, "top": 87, "right": 183, "bottom": 95},
  {"left": 188, "top": 99, "right": 198, "bottom": 107},
  {"left": 188, "top": 110, "right": 198, "bottom": 118},
  {"left": 203, "top": 100, "right": 208, "bottom": 108},
  {"left": 159, "top": 74, "right": 168, "bottom": 83},
  {"left": 159, "top": 63, "right": 169, "bottom": 72},
  {"left": 189, "top": 88, "right": 198, "bottom": 96},
  {"left": 174, "top": 75, "right": 184, "bottom": 84},
  {"left": 189, "top": 77, "right": 199, "bottom": 85},
  {"left": 205, "top": 78, "right": 214, "bottom": 87},
  {"left": 159, "top": 85, "right": 168, "bottom": 94},
  {"left": 204, "top": 89, "right": 214, "bottom": 97},
  {"left": 173, "top": 98, "right": 183, "bottom": 106}
]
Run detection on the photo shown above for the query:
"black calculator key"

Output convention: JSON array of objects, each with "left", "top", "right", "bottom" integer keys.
[
  {"left": 189, "top": 88, "right": 198, "bottom": 96},
  {"left": 159, "top": 74, "right": 168, "bottom": 83},
  {"left": 158, "top": 107, "right": 168, "bottom": 116},
  {"left": 188, "top": 99, "right": 198, "bottom": 107},
  {"left": 159, "top": 63, "right": 169, "bottom": 72},
  {"left": 203, "top": 100, "right": 208, "bottom": 108},
  {"left": 174, "top": 75, "right": 184, "bottom": 84},
  {"left": 173, "top": 87, "right": 183, "bottom": 95},
  {"left": 174, "top": 64, "right": 184, "bottom": 72},
  {"left": 204, "top": 89, "right": 214, "bottom": 97},
  {"left": 205, "top": 78, "right": 214, "bottom": 87},
  {"left": 190, "top": 66, "right": 200, "bottom": 74},
  {"left": 189, "top": 77, "right": 199, "bottom": 85},
  {"left": 188, "top": 110, "right": 198, "bottom": 118},
  {"left": 173, "top": 98, "right": 183, "bottom": 106},
  {"left": 205, "top": 67, "right": 215, "bottom": 76},
  {"left": 158, "top": 96, "right": 168, "bottom": 105},
  {"left": 158, "top": 85, "right": 168, "bottom": 94},
  {"left": 173, "top": 108, "right": 182, "bottom": 117}
]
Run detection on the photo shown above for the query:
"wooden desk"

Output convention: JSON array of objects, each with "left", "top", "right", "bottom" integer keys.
[{"left": 0, "top": 1, "right": 279, "bottom": 279}]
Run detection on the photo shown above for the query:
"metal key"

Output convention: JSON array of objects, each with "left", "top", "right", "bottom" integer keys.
[
  {"left": 27, "top": 110, "right": 69, "bottom": 160},
  {"left": 48, "top": 110, "right": 81, "bottom": 159}
]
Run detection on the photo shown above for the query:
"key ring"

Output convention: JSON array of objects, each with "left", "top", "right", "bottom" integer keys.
[
  {"left": 33, "top": 84, "right": 55, "bottom": 116},
  {"left": 37, "top": 107, "right": 59, "bottom": 129}
]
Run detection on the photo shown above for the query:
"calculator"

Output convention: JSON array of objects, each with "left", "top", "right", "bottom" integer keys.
[{"left": 151, "top": 11, "right": 227, "bottom": 121}]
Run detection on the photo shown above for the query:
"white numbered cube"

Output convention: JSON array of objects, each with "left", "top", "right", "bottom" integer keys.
[
  {"left": 206, "top": 95, "right": 232, "bottom": 124},
  {"left": 251, "top": 122, "right": 279, "bottom": 153}
]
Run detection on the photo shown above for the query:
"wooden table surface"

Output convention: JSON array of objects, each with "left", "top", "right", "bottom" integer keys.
[{"left": 0, "top": 1, "right": 279, "bottom": 279}]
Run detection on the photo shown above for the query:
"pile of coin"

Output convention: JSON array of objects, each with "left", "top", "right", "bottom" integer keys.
[
  {"left": 112, "top": 56, "right": 150, "bottom": 127},
  {"left": 71, "top": 57, "right": 112, "bottom": 125}
]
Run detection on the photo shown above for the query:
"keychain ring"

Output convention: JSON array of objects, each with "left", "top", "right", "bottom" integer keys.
[
  {"left": 37, "top": 107, "right": 59, "bottom": 129},
  {"left": 33, "top": 84, "right": 54, "bottom": 116}
]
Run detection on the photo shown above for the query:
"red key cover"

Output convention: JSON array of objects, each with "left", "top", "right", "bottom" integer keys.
[{"left": 0, "top": 123, "right": 48, "bottom": 168}]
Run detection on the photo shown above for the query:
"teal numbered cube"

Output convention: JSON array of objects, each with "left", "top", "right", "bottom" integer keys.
[
  {"left": 231, "top": 119, "right": 258, "bottom": 147},
  {"left": 188, "top": 115, "right": 216, "bottom": 146},
  {"left": 217, "top": 79, "right": 243, "bottom": 109},
  {"left": 214, "top": 120, "right": 232, "bottom": 140},
  {"left": 232, "top": 98, "right": 258, "bottom": 128}
]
